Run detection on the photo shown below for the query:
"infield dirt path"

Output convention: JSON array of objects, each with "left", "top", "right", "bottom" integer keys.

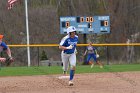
[{"left": 0, "top": 71, "right": 140, "bottom": 93}]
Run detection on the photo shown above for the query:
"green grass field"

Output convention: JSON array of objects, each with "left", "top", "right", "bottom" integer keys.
[{"left": 0, "top": 64, "right": 140, "bottom": 76}]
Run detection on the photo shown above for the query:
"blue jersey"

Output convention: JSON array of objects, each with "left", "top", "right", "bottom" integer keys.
[
  {"left": 0, "top": 42, "right": 8, "bottom": 52},
  {"left": 60, "top": 35, "right": 78, "bottom": 54},
  {"left": 86, "top": 46, "right": 96, "bottom": 54}
]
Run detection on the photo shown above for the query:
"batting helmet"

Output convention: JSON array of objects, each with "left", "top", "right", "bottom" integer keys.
[{"left": 67, "top": 26, "right": 76, "bottom": 34}]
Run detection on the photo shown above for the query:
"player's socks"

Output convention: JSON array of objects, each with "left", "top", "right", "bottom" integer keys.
[
  {"left": 63, "top": 71, "right": 67, "bottom": 74},
  {"left": 70, "top": 70, "right": 75, "bottom": 80},
  {"left": 63, "top": 71, "right": 66, "bottom": 74}
]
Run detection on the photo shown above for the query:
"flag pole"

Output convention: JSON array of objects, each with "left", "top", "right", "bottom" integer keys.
[{"left": 25, "top": 0, "right": 31, "bottom": 66}]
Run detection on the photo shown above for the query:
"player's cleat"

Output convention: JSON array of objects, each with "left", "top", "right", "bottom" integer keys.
[
  {"left": 5, "top": 57, "right": 14, "bottom": 66},
  {"left": 100, "top": 65, "right": 103, "bottom": 68},
  {"left": 63, "top": 71, "right": 67, "bottom": 75},
  {"left": 91, "top": 64, "right": 94, "bottom": 68},
  {"left": 68, "top": 81, "right": 74, "bottom": 86}
]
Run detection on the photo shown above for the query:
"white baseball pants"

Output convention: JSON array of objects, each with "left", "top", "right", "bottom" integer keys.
[{"left": 61, "top": 51, "right": 76, "bottom": 71}]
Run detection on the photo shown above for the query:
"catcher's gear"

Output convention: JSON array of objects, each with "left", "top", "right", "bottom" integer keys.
[{"left": 5, "top": 57, "right": 14, "bottom": 66}]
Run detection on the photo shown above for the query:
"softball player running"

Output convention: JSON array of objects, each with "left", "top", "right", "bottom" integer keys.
[
  {"left": 84, "top": 42, "right": 103, "bottom": 68},
  {"left": 59, "top": 26, "right": 78, "bottom": 86}
]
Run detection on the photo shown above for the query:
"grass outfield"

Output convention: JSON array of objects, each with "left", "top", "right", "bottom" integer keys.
[{"left": 0, "top": 64, "right": 140, "bottom": 76}]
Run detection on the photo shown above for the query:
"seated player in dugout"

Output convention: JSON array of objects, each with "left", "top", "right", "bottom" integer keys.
[
  {"left": 0, "top": 34, "right": 14, "bottom": 66},
  {"left": 84, "top": 42, "right": 103, "bottom": 68}
]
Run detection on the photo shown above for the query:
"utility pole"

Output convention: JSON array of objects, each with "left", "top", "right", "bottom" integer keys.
[{"left": 25, "top": 0, "right": 31, "bottom": 67}]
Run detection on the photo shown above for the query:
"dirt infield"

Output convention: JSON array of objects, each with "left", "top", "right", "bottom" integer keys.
[{"left": 0, "top": 71, "right": 140, "bottom": 93}]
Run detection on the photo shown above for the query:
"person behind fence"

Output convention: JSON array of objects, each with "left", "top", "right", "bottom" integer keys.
[
  {"left": 0, "top": 34, "right": 14, "bottom": 66},
  {"left": 59, "top": 26, "right": 78, "bottom": 86},
  {"left": 84, "top": 42, "right": 103, "bottom": 68}
]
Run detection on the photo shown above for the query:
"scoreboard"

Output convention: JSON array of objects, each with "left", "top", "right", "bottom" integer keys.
[{"left": 60, "top": 16, "right": 110, "bottom": 34}]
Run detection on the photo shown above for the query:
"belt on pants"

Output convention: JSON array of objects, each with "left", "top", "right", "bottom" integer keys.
[{"left": 63, "top": 52, "right": 74, "bottom": 54}]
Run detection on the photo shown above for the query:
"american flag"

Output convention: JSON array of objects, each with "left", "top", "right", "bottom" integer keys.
[{"left": 8, "top": 0, "right": 17, "bottom": 9}]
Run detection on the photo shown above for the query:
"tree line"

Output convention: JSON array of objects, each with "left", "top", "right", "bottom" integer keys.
[{"left": 0, "top": 0, "right": 139, "bottom": 66}]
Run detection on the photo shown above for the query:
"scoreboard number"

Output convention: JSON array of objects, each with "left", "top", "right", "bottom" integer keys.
[{"left": 101, "top": 20, "right": 108, "bottom": 26}]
